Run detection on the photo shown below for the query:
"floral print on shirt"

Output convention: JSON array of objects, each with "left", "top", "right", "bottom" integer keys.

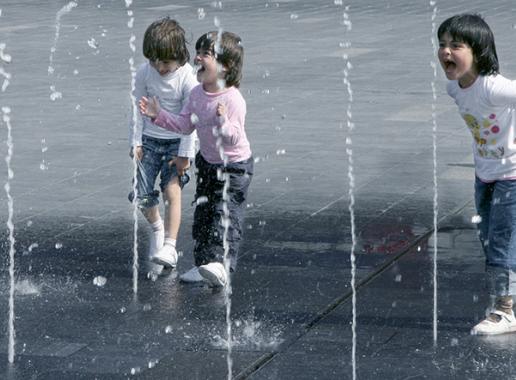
[{"left": 462, "top": 113, "right": 504, "bottom": 159}]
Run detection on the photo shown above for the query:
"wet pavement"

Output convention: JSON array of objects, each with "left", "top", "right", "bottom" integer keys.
[{"left": 1, "top": 0, "right": 516, "bottom": 378}]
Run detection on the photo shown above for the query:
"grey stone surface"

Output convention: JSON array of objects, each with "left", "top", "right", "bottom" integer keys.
[{"left": 1, "top": 0, "right": 516, "bottom": 379}]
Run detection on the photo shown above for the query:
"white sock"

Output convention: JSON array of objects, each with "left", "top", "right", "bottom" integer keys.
[
  {"left": 157, "top": 238, "right": 177, "bottom": 257},
  {"left": 151, "top": 219, "right": 164, "bottom": 232},
  {"left": 149, "top": 220, "right": 164, "bottom": 256},
  {"left": 164, "top": 238, "right": 176, "bottom": 247}
]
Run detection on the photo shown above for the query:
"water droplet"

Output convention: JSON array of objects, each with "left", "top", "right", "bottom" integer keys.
[
  {"left": 130, "top": 367, "right": 140, "bottom": 375},
  {"left": 471, "top": 215, "right": 482, "bottom": 224},
  {"left": 190, "top": 113, "right": 199, "bottom": 124},
  {"left": 196, "top": 196, "right": 208, "bottom": 205},
  {"left": 143, "top": 303, "right": 152, "bottom": 311},
  {"left": 93, "top": 276, "right": 107, "bottom": 287},
  {"left": 87, "top": 38, "right": 98, "bottom": 49}
]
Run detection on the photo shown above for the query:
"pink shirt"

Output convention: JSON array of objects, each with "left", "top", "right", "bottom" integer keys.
[{"left": 153, "top": 85, "right": 252, "bottom": 164}]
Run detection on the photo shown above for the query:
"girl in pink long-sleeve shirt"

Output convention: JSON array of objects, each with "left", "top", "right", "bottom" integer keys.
[{"left": 140, "top": 31, "right": 253, "bottom": 288}]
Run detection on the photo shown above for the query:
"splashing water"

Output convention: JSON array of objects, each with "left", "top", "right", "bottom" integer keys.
[
  {"left": 211, "top": 16, "right": 234, "bottom": 380},
  {"left": 125, "top": 0, "right": 139, "bottom": 295},
  {"left": 14, "top": 280, "right": 40, "bottom": 296},
  {"left": 430, "top": 0, "right": 439, "bottom": 344},
  {"left": 1, "top": 14, "right": 15, "bottom": 363},
  {"left": 48, "top": 1, "right": 77, "bottom": 100},
  {"left": 0, "top": 42, "right": 12, "bottom": 92},
  {"left": 211, "top": 319, "right": 284, "bottom": 350},
  {"left": 341, "top": 5, "right": 356, "bottom": 380},
  {"left": 3, "top": 106, "right": 16, "bottom": 364}
]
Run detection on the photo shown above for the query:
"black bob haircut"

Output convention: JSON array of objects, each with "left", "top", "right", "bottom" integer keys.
[{"left": 437, "top": 13, "right": 499, "bottom": 76}]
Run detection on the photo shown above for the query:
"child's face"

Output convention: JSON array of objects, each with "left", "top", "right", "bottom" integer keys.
[
  {"left": 149, "top": 59, "right": 179, "bottom": 76},
  {"left": 194, "top": 49, "right": 224, "bottom": 89},
  {"left": 438, "top": 32, "right": 478, "bottom": 88}
]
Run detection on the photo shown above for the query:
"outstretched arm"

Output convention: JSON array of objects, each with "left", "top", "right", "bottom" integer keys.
[
  {"left": 139, "top": 96, "right": 196, "bottom": 135},
  {"left": 139, "top": 96, "right": 161, "bottom": 119}
]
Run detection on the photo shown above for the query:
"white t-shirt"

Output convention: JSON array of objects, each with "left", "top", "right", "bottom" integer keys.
[
  {"left": 447, "top": 74, "right": 516, "bottom": 181},
  {"left": 130, "top": 62, "right": 198, "bottom": 157}
]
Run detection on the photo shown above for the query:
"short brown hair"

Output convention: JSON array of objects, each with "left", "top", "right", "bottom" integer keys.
[
  {"left": 143, "top": 17, "right": 190, "bottom": 65},
  {"left": 195, "top": 31, "right": 244, "bottom": 88}
]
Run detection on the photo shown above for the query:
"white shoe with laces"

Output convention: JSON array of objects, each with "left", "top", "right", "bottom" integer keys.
[
  {"left": 198, "top": 262, "right": 227, "bottom": 287},
  {"left": 150, "top": 243, "right": 178, "bottom": 268},
  {"left": 179, "top": 267, "right": 204, "bottom": 283},
  {"left": 471, "top": 309, "right": 516, "bottom": 335}
]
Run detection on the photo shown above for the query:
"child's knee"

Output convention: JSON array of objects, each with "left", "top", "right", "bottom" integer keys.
[{"left": 128, "top": 190, "right": 160, "bottom": 210}]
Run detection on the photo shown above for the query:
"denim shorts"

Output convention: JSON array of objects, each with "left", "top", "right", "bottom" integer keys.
[
  {"left": 475, "top": 177, "right": 516, "bottom": 295},
  {"left": 128, "top": 135, "right": 190, "bottom": 209}
]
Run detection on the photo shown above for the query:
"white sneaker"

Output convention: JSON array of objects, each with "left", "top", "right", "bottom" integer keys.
[
  {"left": 198, "top": 262, "right": 227, "bottom": 287},
  {"left": 150, "top": 244, "right": 178, "bottom": 268},
  {"left": 471, "top": 310, "right": 516, "bottom": 335},
  {"left": 179, "top": 267, "right": 204, "bottom": 283}
]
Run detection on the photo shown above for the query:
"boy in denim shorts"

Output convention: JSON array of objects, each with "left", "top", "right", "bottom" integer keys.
[{"left": 129, "top": 18, "right": 197, "bottom": 273}]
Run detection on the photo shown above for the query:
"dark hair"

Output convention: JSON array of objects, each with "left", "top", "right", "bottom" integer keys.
[
  {"left": 437, "top": 13, "right": 499, "bottom": 76},
  {"left": 195, "top": 31, "right": 244, "bottom": 88},
  {"left": 143, "top": 17, "right": 190, "bottom": 65}
]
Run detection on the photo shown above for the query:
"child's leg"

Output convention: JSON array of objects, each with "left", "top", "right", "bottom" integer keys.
[
  {"left": 219, "top": 158, "right": 254, "bottom": 271},
  {"left": 193, "top": 155, "right": 253, "bottom": 287},
  {"left": 472, "top": 178, "right": 516, "bottom": 335},
  {"left": 128, "top": 138, "right": 163, "bottom": 257},
  {"left": 152, "top": 177, "right": 181, "bottom": 265},
  {"left": 484, "top": 179, "right": 516, "bottom": 299},
  {"left": 163, "top": 177, "right": 181, "bottom": 242},
  {"left": 150, "top": 140, "right": 187, "bottom": 268},
  {"left": 192, "top": 154, "right": 219, "bottom": 267}
]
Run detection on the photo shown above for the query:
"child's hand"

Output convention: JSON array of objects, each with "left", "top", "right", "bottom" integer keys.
[
  {"left": 139, "top": 96, "right": 161, "bottom": 119},
  {"left": 129, "top": 146, "right": 143, "bottom": 160},
  {"left": 170, "top": 156, "right": 190, "bottom": 176},
  {"left": 216, "top": 102, "right": 226, "bottom": 117}
]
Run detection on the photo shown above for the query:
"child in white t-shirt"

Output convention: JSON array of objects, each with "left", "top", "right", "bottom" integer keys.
[
  {"left": 129, "top": 17, "right": 197, "bottom": 273},
  {"left": 438, "top": 13, "right": 516, "bottom": 335}
]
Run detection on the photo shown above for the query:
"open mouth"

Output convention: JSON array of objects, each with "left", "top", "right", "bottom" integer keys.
[
  {"left": 443, "top": 60, "right": 456, "bottom": 71},
  {"left": 194, "top": 64, "right": 205, "bottom": 75}
]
